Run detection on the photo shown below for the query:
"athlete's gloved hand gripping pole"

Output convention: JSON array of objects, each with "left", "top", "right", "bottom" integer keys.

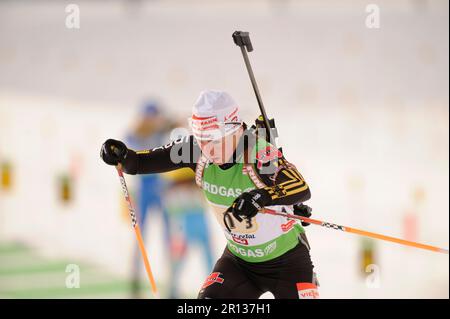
[
  {"left": 101, "top": 141, "right": 160, "bottom": 298},
  {"left": 232, "top": 31, "right": 448, "bottom": 255}
]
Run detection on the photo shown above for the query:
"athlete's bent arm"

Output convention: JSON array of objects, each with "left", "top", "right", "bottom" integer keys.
[
  {"left": 228, "top": 153, "right": 311, "bottom": 221},
  {"left": 259, "top": 157, "right": 311, "bottom": 206}
]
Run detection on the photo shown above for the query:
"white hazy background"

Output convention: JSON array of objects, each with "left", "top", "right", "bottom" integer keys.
[{"left": 0, "top": 0, "right": 448, "bottom": 298}]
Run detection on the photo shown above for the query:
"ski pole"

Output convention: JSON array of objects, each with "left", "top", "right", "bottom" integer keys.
[
  {"left": 115, "top": 164, "right": 160, "bottom": 298},
  {"left": 262, "top": 208, "right": 449, "bottom": 255}
]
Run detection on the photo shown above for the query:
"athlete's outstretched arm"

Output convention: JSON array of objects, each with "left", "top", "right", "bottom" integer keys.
[{"left": 100, "top": 136, "right": 198, "bottom": 175}]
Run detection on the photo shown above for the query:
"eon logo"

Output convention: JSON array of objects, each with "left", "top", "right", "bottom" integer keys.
[{"left": 281, "top": 220, "right": 296, "bottom": 232}]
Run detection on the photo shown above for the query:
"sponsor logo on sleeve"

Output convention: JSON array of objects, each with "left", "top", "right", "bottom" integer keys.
[
  {"left": 201, "top": 272, "right": 224, "bottom": 289},
  {"left": 297, "top": 283, "right": 320, "bottom": 299}
]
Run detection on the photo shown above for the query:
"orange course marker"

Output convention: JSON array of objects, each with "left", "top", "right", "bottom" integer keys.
[{"left": 262, "top": 209, "right": 448, "bottom": 255}]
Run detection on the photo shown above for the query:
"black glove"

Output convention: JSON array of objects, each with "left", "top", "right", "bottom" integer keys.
[
  {"left": 293, "top": 203, "right": 312, "bottom": 226},
  {"left": 229, "top": 190, "right": 271, "bottom": 223},
  {"left": 100, "top": 139, "right": 128, "bottom": 166}
]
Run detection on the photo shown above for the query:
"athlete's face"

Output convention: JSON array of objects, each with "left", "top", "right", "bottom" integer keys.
[{"left": 198, "top": 129, "right": 242, "bottom": 165}]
